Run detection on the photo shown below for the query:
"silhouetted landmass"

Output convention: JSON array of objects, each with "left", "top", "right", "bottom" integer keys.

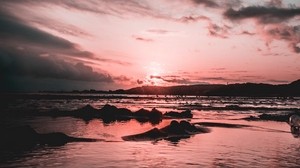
[
  {"left": 48, "top": 79, "right": 300, "bottom": 97},
  {"left": 123, "top": 79, "right": 300, "bottom": 97},
  {"left": 123, "top": 85, "right": 224, "bottom": 95},
  {"left": 2, "top": 79, "right": 300, "bottom": 97},
  {"left": 206, "top": 79, "right": 300, "bottom": 97}
]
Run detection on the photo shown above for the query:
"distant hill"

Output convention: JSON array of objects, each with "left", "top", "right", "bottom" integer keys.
[{"left": 113, "top": 79, "right": 300, "bottom": 97}]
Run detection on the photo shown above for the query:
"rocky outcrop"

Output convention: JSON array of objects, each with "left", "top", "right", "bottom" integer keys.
[
  {"left": 48, "top": 104, "right": 167, "bottom": 124},
  {"left": 122, "top": 120, "right": 210, "bottom": 142},
  {"left": 0, "top": 126, "right": 97, "bottom": 150},
  {"left": 164, "top": 109, "right": 193, "bottom": 118}
]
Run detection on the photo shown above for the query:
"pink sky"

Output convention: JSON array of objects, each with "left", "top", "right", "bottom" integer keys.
[{"left": 1, "top": 0, "right": 300, "bottom": 91}]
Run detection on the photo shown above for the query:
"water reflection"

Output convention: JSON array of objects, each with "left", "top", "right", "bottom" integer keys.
[{"left": 2, "top": 94, "right": 300, "bottom": 167}]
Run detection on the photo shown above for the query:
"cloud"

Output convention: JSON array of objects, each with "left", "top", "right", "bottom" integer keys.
[
  {"left": 147, "top": 29, "right": 173, "bottom": 35},
  {"left": 199, "top": 77, "right": 228, "bottom": 81},
  {"left": 240, "top": 30, "right": 255, "bottom": 36},
  {"left": 32, "top": 18, "right": 91, "bottom": 37},
  {"left": 0, "top": 10, "right": 92, "bottom": 58},
  {"left": 0, "top": 47, "right": 113, "bottom": 82},
  {"left": 259, "top": 24, "right": 300, "bottom": 53},
  {"left": 132, "top": 35, "right": 154, "bottom": 42},
  {"left": 267, "top": 79, "right": 289, "bottom": 84},
  {"left": 267, "top": 0, "right": 283, "bottom": 8},
  {"left": 150, "top": 75, "right": 200, "bottom": 84},
  {"left": 113, "top": 75, "right": 132, "bottom": 82},
  {"left": 177, "top": 15, "right": 210, "bottom": 23},
  {"left": 224, "top": 6, "right": 300, "bottom": 24},
  {"left": 223, "top": 4, "right": 300, "bottom": 54},
  {"left": 1, "top": 0, "right": 168, "bottom": 20},
  {"left": 189, "top": 0, "right": 242, "bottom": 9},
  {"left": 0, "top": 6, "right": 117, "bottom": 91},
  {"left": 137, "top": 79, "right": 144, "bottom": 85},
  {"left": 190, "top": 0, "right": 219, "bottom": 8},
  {"left": 207, "top": 23, "right": 231, "bottom": 39}
]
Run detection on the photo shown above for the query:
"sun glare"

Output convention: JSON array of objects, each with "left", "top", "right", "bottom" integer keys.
[{"left": 145, "top": 62, "right": 164, "bottom": 85}]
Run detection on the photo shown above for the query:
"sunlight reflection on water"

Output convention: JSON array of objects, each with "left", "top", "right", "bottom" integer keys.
[
  {"left": 1, "top": 116, "right": 299, "bottom": 168},
  {"left": 1, "top": 95, "right": 300, "bottom": 167}
]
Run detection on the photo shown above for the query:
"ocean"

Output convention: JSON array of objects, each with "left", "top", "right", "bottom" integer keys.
[{"left": 1, "top": 93, "right": 300, "bottom": 167}]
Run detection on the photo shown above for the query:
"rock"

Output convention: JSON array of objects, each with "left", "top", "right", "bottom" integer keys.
[
  {"left": 0, "top": 126, "right": 97, "bottom": 150},
  {"left": 122, "top": 128, "right": 167, "bottom": 141},
  {"left": 289, "top": 114, "right": 300, "bottom": 127},
  {"left": 122, "top": 120, "right": 209, "bottom": 142},
  {"left": 289, "top": 115, "right": 300, "bottom": 138},
  {"left": 164, "top": 109, "right": 193, "bottom": 118},
  {"left": 134, "top": 108, "right": 163, "bottom": 125},
  {"left": 243, "top": 113, "right": 293, "bottom": 122}
]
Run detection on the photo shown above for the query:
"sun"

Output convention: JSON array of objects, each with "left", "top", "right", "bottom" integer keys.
[{"left": 145, "top": 62, "right": 164, "bottom": 85}]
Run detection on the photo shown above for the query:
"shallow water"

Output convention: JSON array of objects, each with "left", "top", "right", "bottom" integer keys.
[{"left": 1, "top": 94, "right": 300, "bottom": 167}]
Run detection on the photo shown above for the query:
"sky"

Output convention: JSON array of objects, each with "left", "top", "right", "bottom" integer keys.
[{"left": 1, "top": 0, "right": 300, "bottom": 92}]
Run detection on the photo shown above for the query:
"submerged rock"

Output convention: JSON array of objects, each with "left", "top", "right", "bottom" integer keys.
[{"left": 122, "top": 120, "right": 209, "bottom": 142}]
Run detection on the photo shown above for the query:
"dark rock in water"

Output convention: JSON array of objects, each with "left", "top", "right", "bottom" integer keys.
[
  {"left": 122, "top": 120, "right": 209, "bottom": 142},
  {"left": 99, "top": 104, "right": 132, "bottom": 123},
  {"left": 164, "top": 109, "right": 193, "bottom": 118},
  {"left": 258, "top": 113, "right": 290, "bottom": 122},
  {"left": 134, "top": 108, "right": 163, "bottom": 125},
  {"left": 160, "top": 120, "right": 188, "bottom": 135},
  {"left": 289, "top": 115, "right": 300, "bottom": 138},
  {"left": 0, "top": 126, "right": 97, "bottom": 150},
  {"left": 72, "top": 104, "right": 101, "bottom": 120},
  {"left": 243, "top": 113, "right": 295, "bottom": 122},
  {"left": 122, "top": 128, "right": 167, "bottom": 141}
]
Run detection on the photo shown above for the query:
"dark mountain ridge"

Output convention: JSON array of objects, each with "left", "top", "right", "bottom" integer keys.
[{"left": 118, "top": 79, "right": 300, "bottom": 97}]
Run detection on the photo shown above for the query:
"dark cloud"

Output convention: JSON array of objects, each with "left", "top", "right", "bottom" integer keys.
[
  {"left": 114, "top": 75, "right": 132, "bottom": 82},
  {"left": 207, "top": 23, "right": 230, "bottom": 39},
  {"left": 224, "top": 6, "right": 300, "bottom": 23},
  {"left": 0, "top": 10, "right": 92, "bottom": 58},
  {"left": 177, "top": 15, "right": 210, "bottom": 23},
  {"left": 240, "top": 31, "right": 255, "bottom": 36},
  {"left": 191, "top": 0, "right": 219, "bottom": 8},
  {"left": 222, "top": 0, "right": 242, "bottom": 8},
  {"left": 190, "top": 0, "right": 242, "bottom": 9},
  {"left": 137, "top": 79, "right": 144, "bottom": 85},
  {"left": 0, "top": 47, "right": 113, "bottom": 82},
  {"left": 0, "top": 47, "right": 114, "bottom": 92},
  {"left": 262, "top": 24, "right": 300, "bottom": 53},
  {"left": 223, "top": 4, "right": 300, "bottom": 53},
  {"left": 199, "top": 77, "right": 228, "bottom": 81},
  {"left": 267, "top": 79, "right": 289, "bottom": 84},
  {"left": 32, "top": 18, "right": 91, "bottom": 37},
  {"left": 150, "top": 75, "right": 200, "bottom": 84},
  {"left": 0, "top": 7, "right": 117, "bottom": 91}
]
